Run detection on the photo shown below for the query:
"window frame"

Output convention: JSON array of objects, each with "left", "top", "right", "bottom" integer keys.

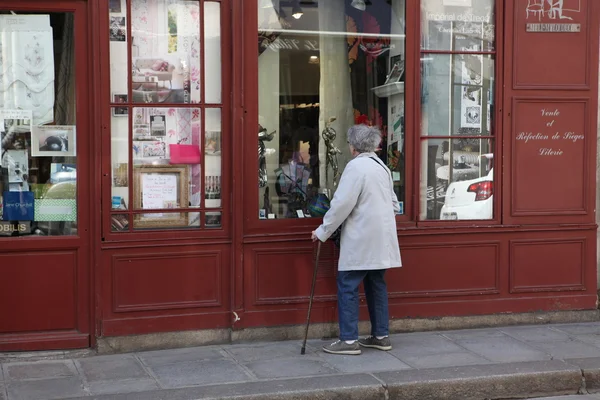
[
  {"left": 414, "top": 0, "right": 504, "bottom": 228},
  {"left": 100, "top": 0, "right": 232, "bottom": 242}
]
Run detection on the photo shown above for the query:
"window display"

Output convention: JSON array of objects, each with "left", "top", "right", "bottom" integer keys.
[
  {"left": 419, "top": 0, "right": 495, "bottom": 221},
  {"left": 0, "top": 13, "right": 77, "bottom": 237},
  {"left": 257, "top": 0, "right": 406, "bottom": 219},
  {"left": 109, "top": 0, "right": 224, "bottom": 232}
]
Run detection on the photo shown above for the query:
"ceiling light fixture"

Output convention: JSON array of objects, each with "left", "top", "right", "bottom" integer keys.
[
  {"left": 292, "top": 2, "right": 304, "bottom": 19},
  {"left": 351, "top": 0, "right": 366, "bottom": 10}
]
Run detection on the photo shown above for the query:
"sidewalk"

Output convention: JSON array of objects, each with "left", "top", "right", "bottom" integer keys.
[{"left": 2, "top": 322, "right": 600, "bottom": 400}]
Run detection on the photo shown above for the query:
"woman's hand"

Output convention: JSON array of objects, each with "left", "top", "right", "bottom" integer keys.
[{"left": 311, "top": 231, "right": 319, "bottom": 242}]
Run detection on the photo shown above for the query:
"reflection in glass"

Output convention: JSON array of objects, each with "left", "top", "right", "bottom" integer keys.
[
  {"left": 204, "top": 2, "right": 222, "bottom": 103},
  {"left": 257, "top": 0, "right": 407, "bottom": 219},
  {"left": 205, "top": 108, "right": 222, "bottom": 208},
  {"left": 131, "top": 0, "right": 201, "bottom": 104},
  {"left": 421, "top": 139, "right": 494, "bottom": 220},
  {"left": 111, "top": 109, "right": 129, "bottom": 210},
  {"left": 420, "top": 0, "right": 495, "bottom": 51},
  {"left": 421, "top": 54, "right": 494, "bottom": 137},
  {"left": 0, "top": 13, "right": 77, "bottom": 237}
]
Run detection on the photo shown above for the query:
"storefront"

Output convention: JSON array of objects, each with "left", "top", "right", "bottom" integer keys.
[{"left": 0, "top": 0, "right": 598, "bottom": 351}]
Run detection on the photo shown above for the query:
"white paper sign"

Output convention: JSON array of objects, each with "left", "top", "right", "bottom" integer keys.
[{"left": 142, "top": 174, "right": 178, "bottom": 214}]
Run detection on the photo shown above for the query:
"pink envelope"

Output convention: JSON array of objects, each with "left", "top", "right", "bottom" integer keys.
[{"left": 169, "top": 144, "right": 201, "bottom": 164}]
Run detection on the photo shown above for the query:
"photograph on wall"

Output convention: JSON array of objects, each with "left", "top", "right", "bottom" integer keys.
[
  {"left": 113, "top": 107, "right": 128, "bottom": 117},
  {"left": 112, "top": 94, "right": 128, "bottom": 104},
  {"left": 49, "top": 163, "right": 77, "bottom": 185},
  {"left": 109, "top": 17, "right": 126, "bottom": 42},
  {"left": 6, "top": 150, "right": 28, "bottom": 184},
  {"left": 205, "top": 175, "right": 221, "bottom": 200},
  {"left": 140, "top": 141, "right": 166, "bottom": 159},
  {"left": 133, "top": 124, "right": 150, "bottom": 139},
  {"left": 205, "top": 131, "right": 221, "bottom": 154},
  {"left": 31, "top": 125, "right": 76, "bottom": 157},
  {"left": 113, "top": 163, "right": 128, "bottom": 187},
  {"left": 109, "top": 0, "right": 122, "bottom": 13},
  {"left": 150, "top": 115, "right": 166, "bottom": 137},
  {"left": 205, "top": 212, "right": 221, "bottom": 228}
]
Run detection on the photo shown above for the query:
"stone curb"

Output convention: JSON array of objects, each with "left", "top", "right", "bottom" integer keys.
[{"left": 66, "top": 359, "right": 600, "bottom": 400}]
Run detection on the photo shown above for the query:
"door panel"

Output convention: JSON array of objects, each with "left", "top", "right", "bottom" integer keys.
[{"left": 0, "top": 2, "right": 91, "bottom": 351}]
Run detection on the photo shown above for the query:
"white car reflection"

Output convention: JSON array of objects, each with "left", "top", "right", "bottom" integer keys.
[{"left": 440, "top": 155, "right": 494, "bottom": 221}]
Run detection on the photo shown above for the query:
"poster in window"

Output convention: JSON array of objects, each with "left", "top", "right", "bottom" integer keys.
[{"left": 31, "top": 125, "right": 76, "bottom": 157}]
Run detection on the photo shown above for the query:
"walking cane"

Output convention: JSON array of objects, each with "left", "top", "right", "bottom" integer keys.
[{"left": 301, "top": 240, "right": 322, "bottom": 355}]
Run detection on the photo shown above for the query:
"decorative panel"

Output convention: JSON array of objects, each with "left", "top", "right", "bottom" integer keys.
[
  {"left": 511, "top": 98, "right": 587, "bottom": 216},
  {"left": 513, "top": 0, "right": 590, "bottom": 89},
  {"left": 510, "top": 239, "right": 586, "bottom": 292},
  {"left": 252, "top": 246, "right": 335, "bottom": 305},
  {"left": 112, "top": 251, "right": 221, "bottom": 312},
  {"left": 386, "top": 242, "right": 500, "bottom": 297},
  {"left": 0, "top": 251, "right": 77, "bottom": 333}
]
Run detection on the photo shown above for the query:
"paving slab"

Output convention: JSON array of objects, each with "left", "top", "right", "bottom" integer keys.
[
  {"left": 318, "top": 348, "right": 411, "bottom": 373},
  {"left": 243, "top": 356, "right": 338, "bottom": 379},
  {"left": 224, "top": 341, "right": 317, "bottom": 363},
  {"left": 500, "top": 325, "right": 575, "bottom": 342},
  {"left": 528, "top": 340, "right": 600, "bottom": 359},
  {"left": 76, "top": 354, "right": 148, "bottom": 382},
  {"left": 572, "top": 334, "right": 600, "bottom": 347},
  {"left": 87, "top": 378, "right": 159, "bottom": 396},
  {"left": 564, "top": 357, "right": 600, "bottom": 392},
  {"left": 7, "top": 377, "right": 87, "bottom": 400},
  {"left": 388, "top": 333, "right": 491, "bottom": 368},
  {"left": 375, "top": 360, "right": 582, "bottom": 400},
  {"left": 67, "top": 373, "right": 385, "bottom": 400},
  {"left": 150, "top": 358, "right": 252, "bottom": 389},
  {"left": 0, "top": 385, "right": 5, "bottom": 400},
  {"left": 531, "top": 396, "right": 600, "bottom": 400},
  {"left": 553, "top": 323, "right": 600, "bottom": 335},
  {"left": 446, "top": 333, "right": 552, "bottom": 362},
  {"left": 3, "top": 360, "right": 77, "bottom": 381},
  {"left": 137, "top": 346, "right": 227, "bottom": 368},
  {"left": 440, "top": 327, "right": 506, "bottom": 340}
]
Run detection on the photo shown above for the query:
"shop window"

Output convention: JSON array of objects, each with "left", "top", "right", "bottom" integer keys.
[
  {"left": 419, "top": 0, "right": 496, "bottom": 221},
  {"left": 257, "top": 0, "right": 407, "bottom": 220},
  {"left": 108, "top": 0, "right": 223, "bottom": 233},
  {"left": 0, "top": 13, "right": 78, "bottom": 237}
]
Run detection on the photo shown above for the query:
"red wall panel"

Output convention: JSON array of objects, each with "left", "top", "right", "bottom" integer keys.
[
  {"left": 112, "top": 252, "right": 222, "bottom": 313},
  {"left": 388, "top": 242, "right": 500, "bottom": 298},
  {"left": 510, "top": 238, "right": 586, "bottom": 293},
  {"left": 0, "top": 251, "right": 77, "bottom": 333}
]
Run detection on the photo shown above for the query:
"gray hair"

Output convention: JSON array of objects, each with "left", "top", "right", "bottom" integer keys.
[{"left": 347, "top": 124, "right": 381, "bottom": 153}]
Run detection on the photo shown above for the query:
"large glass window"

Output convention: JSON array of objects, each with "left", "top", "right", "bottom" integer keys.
[
  {"left": 109, "top": 0, "right": 223, "bottom": 232},
  {"left": 419, "top": 0, "right": 495, "bottom": 221},
  {"left": 0, "top": 13, "right": 77, "bottom": 237},
  {"left": 257, "top": 0, "right": 406, "bottom": 220}
]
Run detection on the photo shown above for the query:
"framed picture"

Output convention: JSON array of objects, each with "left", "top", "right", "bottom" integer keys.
[
  {"left": 384, "top": 60, "right": 405, "bottom": 85},
  {"left": 112, "top": 107, "right": 128, "bottom": 117},
  {"left": 112, "top": 93, "right": 128, "bottom": 104},
  {"left": 109, "top": 0, "right": 122, "bottom": 13},
  {"left": 205, "top": 212, "right": 222, "bottom": 228},
  {"left": 133, "top": 164, "right": 189, "bottom": 228},
  {"left": 150, "top": 115, "right": 166, "bottom": 137},
  {"left": 109, "top": 17, "right": 126, "bottom": 42},
  {"left": 31, "top": 125, "right": 76, "bottom": 157}
]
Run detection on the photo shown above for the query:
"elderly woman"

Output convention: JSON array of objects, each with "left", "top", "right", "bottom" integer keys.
[{"left": 311, "top": 124, "right": 402, "bottom": 355}]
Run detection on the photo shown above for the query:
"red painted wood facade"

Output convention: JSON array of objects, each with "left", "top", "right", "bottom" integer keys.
[{"left": 0, "top": 0, "right": 599, "bottom": 351}]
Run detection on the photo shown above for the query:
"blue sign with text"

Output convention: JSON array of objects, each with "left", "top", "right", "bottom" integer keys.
[{"left": 3, "top": 191, "right": 34, "bottom": 221}]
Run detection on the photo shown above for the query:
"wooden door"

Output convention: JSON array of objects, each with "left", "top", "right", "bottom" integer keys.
[{"left": 0, "top": 1, "right": 92, "bottom": 351}]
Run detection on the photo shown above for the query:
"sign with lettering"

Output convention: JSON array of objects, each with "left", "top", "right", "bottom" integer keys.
[
  {"left": 526, "top": 23, "right": 581, "bottom": 32},
  {"left": 513, "top": 101, "right": 586, "bottom": 213},
  {"left": 2, "top": 191, "right": 34, "bottom": 221}
]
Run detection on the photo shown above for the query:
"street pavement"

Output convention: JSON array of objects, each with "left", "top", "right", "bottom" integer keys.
[{"left": 2, "top": 322, "right": 600, "bottom": 399}]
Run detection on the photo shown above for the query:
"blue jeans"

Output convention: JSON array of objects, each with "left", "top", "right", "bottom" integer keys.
[{"left": 337, "top": 269, "right": 389, "bottom": 341}]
